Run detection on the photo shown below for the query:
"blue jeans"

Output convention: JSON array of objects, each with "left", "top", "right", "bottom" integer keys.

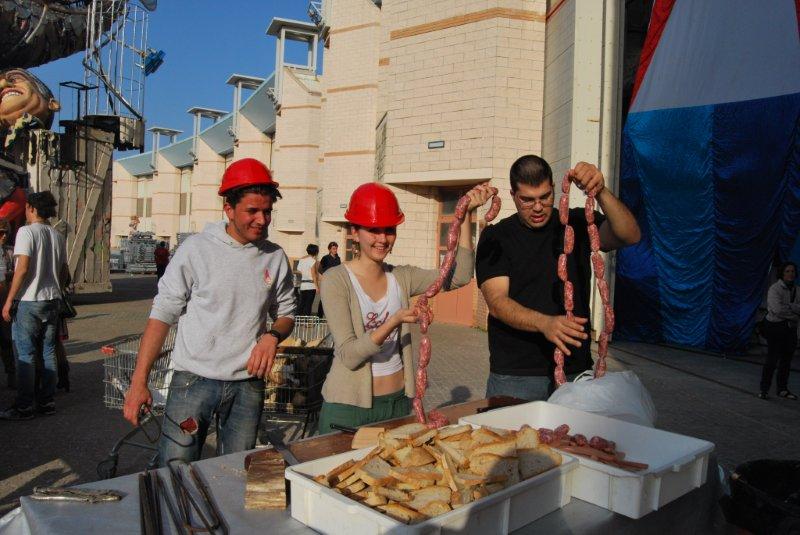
[
  {"left": 158, "top": 371, "right": 265, "bottom": 466},
  {"left": 12, "top": 300, "right": 60, "bottom": 409},
  {"left": 486, "top": 372, "right": 579, "bottom": 401}
]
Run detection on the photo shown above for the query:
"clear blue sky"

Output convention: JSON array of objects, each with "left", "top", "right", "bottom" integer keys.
[{"left": 29, "top": 0, "right": 312, "bottom": 152}]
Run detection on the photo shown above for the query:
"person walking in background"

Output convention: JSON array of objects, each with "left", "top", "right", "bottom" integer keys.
[
  {"left": 316, "top": 241, "right": 341, "bottom": 318},
  {"left": 0, "top": 218, "right": 14, "bottom": 388},
  {"left": 297, "top": 244, "right": 319, "bottom": 316},
  {"left": 759, "top": 262, "right": 799, "bottom": 400},
  {"left": 153, "top": 241, "right": 169, "bottom": 281},
  {"left": 0, "top": 192, "right": 68, "bottom": 419}
]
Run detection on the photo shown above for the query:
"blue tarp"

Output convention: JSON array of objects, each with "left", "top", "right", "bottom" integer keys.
[{"left": 616, "top": 93, "right": 800, "bottom": 351}]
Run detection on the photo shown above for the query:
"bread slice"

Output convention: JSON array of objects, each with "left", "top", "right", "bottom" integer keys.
[
  {"left": 393, "top": 445, "right": 436, "bottom": 467},
  {"left": 472, "top": 485, "right": 489, "bottom": 500},
  {"left": 486, "top": 482, "right": 504, "bottom": 494},
  {"left": 406, "top": 486, "right": 452, "bottom": 512},
  {"left": 469, "top": 454, "right": 519, "bottom": 481},
  {"left": 325, "top": 459, "right": 355, "bottom": 482},
  {"left": 485, "top": 426, "right": 514, "bottom": 437},
  {"left": 395, "top": 480, "right": 435, "bottom": 490},
  {"left": 335, "top": 472, "right": 361, "bottom": 489},
  {"left": 435, "top": 439, "right": 468, "bottom": 468},
  {"left": 411, "top": 429, "right": 438, "bottom": 447},
  {"left": 378, "top": 433, "right": 404, "bottom": 458},
  {"left": 454, "top": 472, "right": 507, "bottom": 487},
  {"left": 378, "top": 503, "right": 426, "bottom": 524},
  {"left": 471, "top": 427, "right": 504, "bottom": 445},
  {"left": 375, "top": 486, "right": 410, "bottom": 502},
  {"left": 389, "top": 465, "right": 443, "bottom": 483},
  {"left": 387, "top": 423, "right": 429, "bottom": 440},
  {"left": 419, "top": 500, "right": 451, "bottom": 517},
  {"left": 363, "top": 492, "right": 388, "bottom": 507},
  {"left": 518, "top": 446, "right": 562, "bottom": 480},
  {"left": 438, "top": 424, "right": 472, "bottom": 440},
  {"left": 346, "top": 480, "right": 367, "bottom": 493},
  {"left": 515, "top": 425, "right": 540, "bottom": 450},
  {"left": 471, "top": 436, "right": 517, "bottom": 458},
  {"left": 450, "top": 487, "right": 474, "bottom": 508},
  {"left": 336, "top": 446, "right": 382, "bottom": 483},
  {"left": 356, "top": 457, "right": 395, "bottom": 486}
]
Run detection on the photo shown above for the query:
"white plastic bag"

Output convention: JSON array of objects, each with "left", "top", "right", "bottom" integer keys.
[{"left": 547, "top": 370, "right": 657, "bottom": 427}]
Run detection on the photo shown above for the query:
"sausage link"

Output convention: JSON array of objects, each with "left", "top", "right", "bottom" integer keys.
[
  {"left": 564, "top": 281, "right": 574, "bottom": 312},
  {"left": 559, "top": 194, "right": 570, "bottom": 225},
  {"left": 557, "top": 254, "right": 568, "bottom": 282},
  {"left": 564, "top": 225, "right": 575, "bottom": 254}
]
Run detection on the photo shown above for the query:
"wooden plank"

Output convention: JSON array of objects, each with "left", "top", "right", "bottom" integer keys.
[
  {"left": 67, "top": 127, "right": 113, "bottom": 278},
  {"left": 286, "top": 397, "right": 525, "bottom": 464}
]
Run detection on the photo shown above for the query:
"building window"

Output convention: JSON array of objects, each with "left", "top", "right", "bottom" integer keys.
[
  {"left": 179, "top": 193, "right": 189, "bottom": 215},
  {"left": 145, "top": 198, "right": 152, "bottom": 217},
  {"left": 136, "top": 198, "right": 144, "bottom": 217},
  {"left": 375, "top": 113, "right": 387, "bottom": 181},
  {"left": 437, "top": 188, "right": 477, "bottom": 267},
  {"left": 344, "top": 229, "right": 357, "bottom": 261}
]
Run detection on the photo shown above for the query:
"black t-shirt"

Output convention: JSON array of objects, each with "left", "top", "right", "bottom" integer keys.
[
  {"left": 476, "top": 208, "right": 606, "bottom": 376},
  {"left": 319, "top": 253, "right": 341, "bottom": 274}
]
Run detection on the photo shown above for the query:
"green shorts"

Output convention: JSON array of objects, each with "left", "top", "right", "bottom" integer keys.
[{"left": 317, "top": 389, "right": 411, "bottom": 435}]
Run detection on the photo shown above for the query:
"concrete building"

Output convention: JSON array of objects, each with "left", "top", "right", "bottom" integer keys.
[{"left": 112, "top": 0, "right": 626, "bottom": 332}]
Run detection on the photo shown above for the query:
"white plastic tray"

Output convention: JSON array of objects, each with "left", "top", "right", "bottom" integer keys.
[
  {"left": 459, "top": 401, "right": 715, "bottom": 519},
  {"left": 285, "top": 445, "right": 577, "bottom": 534}
]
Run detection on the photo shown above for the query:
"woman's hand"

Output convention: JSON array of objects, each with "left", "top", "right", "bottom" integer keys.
[
  {"left": 465, "top": 183, "right": 496, "bottom": 211},
  {"left": 390, "top": 307, "right": 419, "bottom": 327}
]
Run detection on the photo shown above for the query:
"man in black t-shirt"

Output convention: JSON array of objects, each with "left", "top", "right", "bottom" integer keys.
[
  {"left": 316, "top": 242, "right": 341, "bottom": 318},
  {"left": 476, "top": 155, "right": 640, "bottom": 401}
]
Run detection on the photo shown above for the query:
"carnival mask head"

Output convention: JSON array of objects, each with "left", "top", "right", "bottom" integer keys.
[{"left": 0, "top": 68, "right": 60, "bottom": 130}]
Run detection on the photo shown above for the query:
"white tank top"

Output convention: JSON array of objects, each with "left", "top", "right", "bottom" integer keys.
[
  {"left": 297, "top": 256, "right": 316, "bottom": 291},
  {"left": 346, "top": 267, "right": 404, "bottom": 377}
]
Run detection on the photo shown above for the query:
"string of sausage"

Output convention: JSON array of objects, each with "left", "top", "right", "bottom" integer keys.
[
  {"left": 554, "top": 173, "right": 614, "bottom": 385},
  {"left": 413, "top": 188, "right": 502, "bottom": 428},
  {"left": 539, "top": 423, "right": 648, "bottom": 471}
]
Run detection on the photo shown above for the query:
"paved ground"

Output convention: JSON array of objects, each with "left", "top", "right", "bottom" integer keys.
[{"left": 1, "top": 274, "right": 799, "bottom": 515}]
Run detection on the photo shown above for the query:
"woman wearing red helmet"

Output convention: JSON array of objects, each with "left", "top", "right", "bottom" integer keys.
[{"left": 317, "top": 182, "right": 495, "bottom": 433}]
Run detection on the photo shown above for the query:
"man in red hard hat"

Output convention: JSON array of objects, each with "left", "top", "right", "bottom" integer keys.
[{"left": 123, "top": 158, "right": 297, "bottom": 465}]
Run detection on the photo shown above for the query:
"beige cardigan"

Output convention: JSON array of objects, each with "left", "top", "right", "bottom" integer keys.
[{"left": 320, "top": 247, "right": 475, "bottom": 408}]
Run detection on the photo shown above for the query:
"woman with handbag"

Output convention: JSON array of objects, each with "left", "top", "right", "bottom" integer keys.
[
  {"left": 759, "top": 262, "right": 800, "bottom": 400},
  {"left": 0, "top": 192, "right": 68, "bottom": 420}
]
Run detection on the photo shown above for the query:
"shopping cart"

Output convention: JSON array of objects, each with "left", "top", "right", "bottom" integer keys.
[
  {"left": 97, "top": 326, "right": 177, "bottom": 479},
  {"left": 264, "top": 316, "right": 333, "bottom": 438}
]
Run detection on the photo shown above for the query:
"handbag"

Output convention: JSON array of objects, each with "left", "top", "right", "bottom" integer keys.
[{"left": 59, "top": 291, "right": 77, "bottom": 319}]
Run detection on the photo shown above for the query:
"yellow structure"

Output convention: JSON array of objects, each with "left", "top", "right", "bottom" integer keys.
[{"left": 112, "top": 0, "right": 624, "bottom": 328}]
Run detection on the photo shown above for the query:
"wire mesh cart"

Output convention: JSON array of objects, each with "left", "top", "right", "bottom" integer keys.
[
  {"left": 264, "top": 316, "right": 333, "bottom": 438},
  {"left": 97, "top": 326, "right": 177, "bottom": 479}
]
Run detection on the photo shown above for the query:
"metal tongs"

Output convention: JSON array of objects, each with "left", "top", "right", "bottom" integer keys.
[
  {"left": 166, "top": 459, "right": 229, "bottom": 534},
  {"left": 30, "top": 487, "right": 124, "bottom": 503}
]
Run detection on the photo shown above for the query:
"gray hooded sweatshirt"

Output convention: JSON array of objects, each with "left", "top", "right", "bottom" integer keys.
[{"left": 150, "top": 221, "right": 296, "bottom": 380}]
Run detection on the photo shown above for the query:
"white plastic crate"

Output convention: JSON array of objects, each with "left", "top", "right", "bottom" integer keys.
[
  {"left": 459, "top": 401, "right": 715, "bottom": 519},
  {"left": 285, "top": 446, "right": 578, "bottom": 534}
]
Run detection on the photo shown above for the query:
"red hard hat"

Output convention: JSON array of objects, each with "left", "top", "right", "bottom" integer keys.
[
  {"left": 218, "top": 158, "right": 278, "bottom": 195},
  {"left": 344, "top": 183, "right": 405, "bottom": 227}
]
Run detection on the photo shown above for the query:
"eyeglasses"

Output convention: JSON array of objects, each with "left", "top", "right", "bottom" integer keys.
[{"left": 514, "top": 191, "right": 555, "bottom": 209}]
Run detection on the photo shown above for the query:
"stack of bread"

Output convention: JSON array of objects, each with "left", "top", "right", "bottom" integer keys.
[{"left": 312, "top": 423, "right": 562, "bottom": 524}]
